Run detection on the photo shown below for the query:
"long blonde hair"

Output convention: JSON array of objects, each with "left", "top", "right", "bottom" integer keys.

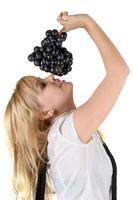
[{"left": 3, "top": 75, "right": 55, "bottom": 200}]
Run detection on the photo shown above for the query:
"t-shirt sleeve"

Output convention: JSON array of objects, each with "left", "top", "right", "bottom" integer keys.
[
  {"left": 58, "top": 111, "right": 87, "bottom": 145},
  {"left": 48, "top": 111, "right": 95, "bottom": 146}
]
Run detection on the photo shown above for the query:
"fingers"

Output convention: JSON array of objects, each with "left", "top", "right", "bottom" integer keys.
[
  {"left": 57, "top": 11, "right": 68, "bottom": 19},
  {"left": 62, "top": 11, "right": 69, "bottom": 20},
  {"left": 57, "top": 11, "right": 69, "bottom": 23},
  {"left": 57, "top": 11, "right": 69, "bottom": 34}
]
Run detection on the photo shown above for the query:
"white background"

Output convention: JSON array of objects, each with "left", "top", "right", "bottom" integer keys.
[{"left": 0, "top": 0, "right": 132, "bottom": 199}]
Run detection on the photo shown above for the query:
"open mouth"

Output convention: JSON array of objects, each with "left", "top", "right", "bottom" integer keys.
[{"left": 60, "top": 80, "right": 65, "bottom": 87}]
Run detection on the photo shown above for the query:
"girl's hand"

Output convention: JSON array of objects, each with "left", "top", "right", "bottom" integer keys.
[{"left": 57, "top": 11, "right": 89, "bottom": 34}]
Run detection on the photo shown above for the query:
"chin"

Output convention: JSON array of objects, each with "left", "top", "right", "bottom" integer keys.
[
  {"left": 62, "top": 81, "right": 73, "bottom": 87},
  {"left": 67, "top": 81, "right": 73, "bottom": 85}
]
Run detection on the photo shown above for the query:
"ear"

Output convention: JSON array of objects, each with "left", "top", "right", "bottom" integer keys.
[{"left": 40, "top": 109, "right": 54, "bottom": 120}]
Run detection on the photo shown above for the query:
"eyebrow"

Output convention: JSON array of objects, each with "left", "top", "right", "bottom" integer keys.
[
  {"left": 36, "top": 77, "right": 47, "bottom": 89},
  {"left": 36, "top": 77, "right": 42, "bottom": 88}
]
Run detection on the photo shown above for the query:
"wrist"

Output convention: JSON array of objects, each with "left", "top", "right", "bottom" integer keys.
[{"left": 82, "top": 15, "right": 96, "bottom": 29}]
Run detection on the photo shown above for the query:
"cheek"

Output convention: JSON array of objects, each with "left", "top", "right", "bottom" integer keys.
[
  {"left": 53, "top": 88, "right": 65, "bottom": 100},
  {"left": 46, "top": 87, "right": 64, "bottom": 104}
]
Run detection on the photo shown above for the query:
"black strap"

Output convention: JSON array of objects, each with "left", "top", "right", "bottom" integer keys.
[
  {"left": 35, "top": 144, "right": 49, "bottom": 200},
  {"left": 35, "top": 162, "right": 47, "bottom": 200},
  {"left": 101, "top": 138, "right": 117, "bottom": 200}
]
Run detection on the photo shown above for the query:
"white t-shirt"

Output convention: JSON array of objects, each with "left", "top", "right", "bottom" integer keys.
[{"left": 47, "top": 109, "right": 113, "bottom": 200}]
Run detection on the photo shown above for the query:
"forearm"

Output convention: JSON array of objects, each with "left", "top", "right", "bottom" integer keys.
[{"left": 83, "top": 15, "right": 130, "bottom": 75}]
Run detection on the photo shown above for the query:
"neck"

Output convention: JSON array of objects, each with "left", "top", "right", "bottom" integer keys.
[{"left": 51, "top": 102, "right": 76, "bottom": 123}]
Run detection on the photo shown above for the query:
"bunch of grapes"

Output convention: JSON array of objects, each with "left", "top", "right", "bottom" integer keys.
[{"left": 28, "top": 29, "right": 73, "bottom": 76}]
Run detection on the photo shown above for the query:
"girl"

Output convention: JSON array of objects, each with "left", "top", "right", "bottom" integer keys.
[{"left": 3, "top": 11, "right": 130, "bottom": 200}]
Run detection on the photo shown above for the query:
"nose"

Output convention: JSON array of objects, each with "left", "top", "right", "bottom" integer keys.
[{"left": 48, "top": 74, "right": 55, "bottom": 82}]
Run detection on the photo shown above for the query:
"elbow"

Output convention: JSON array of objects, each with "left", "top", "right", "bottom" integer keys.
[
  {"left": 106, "top": 65, "right": 130, "bottom": 79},
  {"left": 119, "top": 63, "right": 130, "bottom": 75},
  {"left": 124, "top": 66, "right": 130, "bottom": 75},
  {"left": 120, "top": 67, "right": 130, "bottom": 79}
]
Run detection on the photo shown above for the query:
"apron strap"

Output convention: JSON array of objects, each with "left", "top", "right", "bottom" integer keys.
[{"left": 97, "top": 129, "right": 117, "bottom": 200}]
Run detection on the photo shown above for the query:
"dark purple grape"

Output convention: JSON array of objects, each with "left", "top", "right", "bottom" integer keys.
[
  {"left": 52, "top": 44, "right": 56, "bottom": 50},
  {"left": 40, "top": 67, "right": 45, "bottom": 71},
  {"left": 66, "top": 53, "right": 71, "bottom": 59},
  {"left": 34, "top": 46, "right": 40, "bottom": 52},
  {"left": 67, "top": 52, "right": 72, "bottom": 57},
  {"left": 50, "top": 63, "right": 54, "bottom": 68},
  {"left": 55, "top": 49, "right": 60, "bottom": 55},
  {"left": 50, "top": 60, "right": 55, "bottom": 65},
  {"left": 60, "top": 64, "right": 64, "bottom": 69},
  {"left": 54, "top": 60, "right": 58, "bottom": 65},
  {"left": 65, "top": 57, "right": 70, "bottom": 63},
  {"left": 45, "top": 60, "right": 50, "bottom": 66},
  {"left": 63, "top": 71, "right": 68, "bottom": 75},
  {"left": 51, "top": 50, "right": 56, "bottom": 56},
  {"left": 40, "top": 64, "right": 50, "bottom": 72},
  {"left": 57, "top": 53, "right": 64, "bottom": 60},
  {"left": 35, "top": 52, "right": 42, "bottom": 60},
  {"left": 46, "top": 53, "right": 53, "bottom": 60},
  {"left": 44, "top": 38, "right": 50, "bottom": 45},
  {"left": 55, "top": 41, "right": 62, "bottom": 47},
  {"left": 34, "top": 59, "right": 40, "bottom": 66},
  {"left": 59, "top": 68, "right": 63, "bottom": 73},
  {"left": 50, "top": 67, "right": 55, "bottom": 73},
  {"left": 60, "top": 32, "right": 67, "bottom": 38},
  {"left": 55, "top": 66, "right": 60, "bottom": 73},
  {"left": 44, "top": 66, "right": 50, "bottom": 72},
  {"left": 60, "top": 32, "right": 67, "bottom": 42},
  {"left": 39, "top": 64, "right": 45, "bottom": 70},
  {"left": 52, "top": 29, "right": 59, "bottom": 37},
  {"left": 60, "top": 38, "right": 64, "bottom": 42},
  {"left": 56, "top": 36, "right": 62, "bottom": 42},
  {"left": 63, "top": 67, "right": 68, "bottom": 73},
  {"left": 46, "top": 44, "right": 52, "bottom": 52},
  {"left": 39, "top": 47, "right": 44, "bottom": 52},
  {"left": 67, "top": 65, "right": 72, "bottom": 71},
  {"left": 45, "top": 30, "right": 52, "bottom": 37},
  {"left": 60, "top": 61, "right": 64, "bottom": 65},
  {"left": 41, "top": 40, "right": 46, "bottom": 47},
  {"left": 57, "top": 60, "right": 61, "bottom": 65},
  {"left": 58, "top": 73, "right": 63, "bottom": 76},
  {"left": 42, "top": 51, "right": 47, "bottom": 57},
  {"left": 42, "top": 58, "right": 46, "bottom": 64},
  {"left": 63, "top": 59, "right": 66, "bottom": 63},
  {"left": 62, "top": 47, "right": 67, "bottom": 52},
  {"left": 69, "top": 57, "right": 73, "bottom": 61},
  {"left": 69, "top": 60, "right": 73, "bottom": 65},
  {"left": 60, "top": 53, "right": 64, "bottom": 60},
  {"left": 41, "top": 38, "right": 50, "bottom": 46},
  {"left": 60, "top": 36, "right": 66, "bottom": 42},
  {"left": 49, "top": 36, "right": 56, "bottom": 44},
  {"left": 28, "top": 52, "right": 35, "bottom": 62},
  {"left": 57, "top": 55, "right": 60, "bottom": 60}
]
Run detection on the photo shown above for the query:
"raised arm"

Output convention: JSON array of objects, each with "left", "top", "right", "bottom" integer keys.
[{"left": 57, "top": 12, "right": 130, "bottom": 144}]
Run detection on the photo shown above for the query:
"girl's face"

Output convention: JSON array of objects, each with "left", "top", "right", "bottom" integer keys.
[{"left": 36, "top": 74, "right": 73, "bottom": 112}]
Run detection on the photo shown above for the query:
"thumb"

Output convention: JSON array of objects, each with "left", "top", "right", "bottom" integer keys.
[{"left": 62, "top": 11, "right": 69, "bottom": 20}]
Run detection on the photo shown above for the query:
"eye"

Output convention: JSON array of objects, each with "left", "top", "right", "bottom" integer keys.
[{"left": 39, "top": 81, "right": 47, "bottom": 89}]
